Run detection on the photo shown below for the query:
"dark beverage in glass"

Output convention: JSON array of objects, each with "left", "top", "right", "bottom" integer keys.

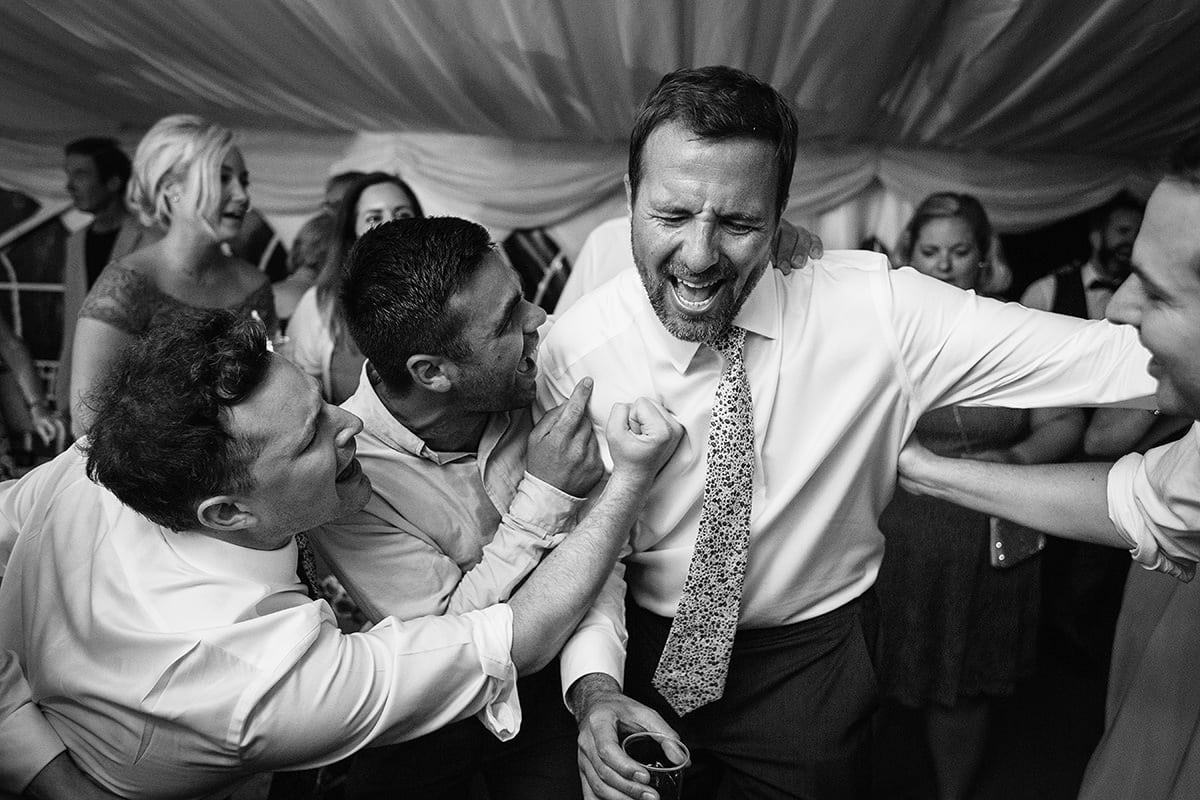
[{"left": 621, "top": 732, "right": 689, "bottom": 799}]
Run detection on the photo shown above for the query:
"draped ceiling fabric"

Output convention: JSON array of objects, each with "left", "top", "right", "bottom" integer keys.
[{"left": 1, "top": 0, "right": 1199, "bottom": 252}]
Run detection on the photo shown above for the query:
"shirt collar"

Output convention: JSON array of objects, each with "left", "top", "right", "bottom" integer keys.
[
  {"left": 343, "top": 362, "right": 510, "bottom": 465},
  {"left": 164, "top": 527, "right": 300, "bottom": 587},
  {"left": 640, "top": 267, "right": 781, "bottom": 373}
]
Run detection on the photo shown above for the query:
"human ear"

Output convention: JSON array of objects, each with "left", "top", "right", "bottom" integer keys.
[
  {"left": 196, "top": 496, "right": 256, "bottom": 532},
  {"left": 406, "top": 354, "right": 454, "bottom": 393},
  {"left": 624, "top": 174, "right": 633, "bottom": 217}
]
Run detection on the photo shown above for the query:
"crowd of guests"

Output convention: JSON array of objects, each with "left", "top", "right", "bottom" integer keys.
[{"left": 0, "top": 64, "right": 1196, "bottom": 800}]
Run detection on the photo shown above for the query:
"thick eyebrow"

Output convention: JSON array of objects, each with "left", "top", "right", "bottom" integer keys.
[{"left": 719, "top": 210, "right": 766, "bottom": 225}]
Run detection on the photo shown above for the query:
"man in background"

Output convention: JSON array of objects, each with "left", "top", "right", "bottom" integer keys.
[{"left": 58, "top": 137, "right": 153, "bottom": 431}]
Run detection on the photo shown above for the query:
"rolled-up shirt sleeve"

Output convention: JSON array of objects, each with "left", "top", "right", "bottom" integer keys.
[
  {"left": 0, "top": 649, "right": 67, "bottom": 795},
  {"left": 239, "top": 603, "right": 521, "bottom": 771},
  {"left": 1107, "top": 423, "right": 1200, "bottom": 581}
]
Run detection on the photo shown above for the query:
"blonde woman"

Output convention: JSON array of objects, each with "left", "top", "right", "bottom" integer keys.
[{"left": 70, "top": 114, "right": 275, "bottom": 438}]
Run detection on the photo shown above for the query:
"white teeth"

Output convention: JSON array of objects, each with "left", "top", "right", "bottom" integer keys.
[
  {"left": 678, "top": 278, "right": 717, "bottom": 289},
  {"left": 671, "top": 284, "right": 718, "bottom": 310}
]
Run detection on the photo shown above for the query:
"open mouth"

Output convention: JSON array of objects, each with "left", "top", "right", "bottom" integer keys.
[
  {"left": 670, "top": 275, "right": 724, "bottom": 312},
  {"left": 517, "top": 352, "right": 538, "bottom": 377}
]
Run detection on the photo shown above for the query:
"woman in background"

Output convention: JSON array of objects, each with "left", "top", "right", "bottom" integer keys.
[
  {"left": 69, "top": 114, "right": 274, "bottom": 438},
  {"left": 288, "top": 172, "right": 423, "bottom": 403},
  {"left": 875, "top": 193, "right": 1085, "bottom": 800},
  {"left": 273, "top": 211, "right": 334, "bottom": 330}
]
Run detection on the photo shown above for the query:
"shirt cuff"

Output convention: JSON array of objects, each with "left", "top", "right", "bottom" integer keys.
[
  {"left": 1108, "top": 453, "right": 1197, "bottom": 582},
  {"left": 0, "top": 699, "right": 67, "bottom": 795},
  {"left": 468, "top": 604, "right": 523, "bottom": 741},
  {"left": 506, "top": 472, "right": 587, "bottom": 540},
  {"left": 559, "top": 625, "right": 627, "bottom": 707}
]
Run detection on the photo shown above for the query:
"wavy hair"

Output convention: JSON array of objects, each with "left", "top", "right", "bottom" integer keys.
[
  {"left": 126, "top": 113, "right": 234, "bottom": 233},
  {"left": 84, "top": 309, "right": 270, "bottom": 531}
]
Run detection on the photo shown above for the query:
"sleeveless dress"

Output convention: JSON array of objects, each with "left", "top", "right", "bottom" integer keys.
[
  {"left": 78, "top": 262, "right": 277, "bottom": 335},
  {"left": 874, "top": 405, "right": 1041, "bottom": 707}
]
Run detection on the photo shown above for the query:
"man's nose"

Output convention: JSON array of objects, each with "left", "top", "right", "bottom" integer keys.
[
  {"left": 680, "top": 222, "right": 718, "bottom": 273},
  {"left": 332, "top": 406, "right": 364, "bottom": 443},
  {"left": 524, "top": 302, "right": 548, "bottom": 332},
  {"left": 1105, "top": 274, "right": 1142, "bottom": 327}
]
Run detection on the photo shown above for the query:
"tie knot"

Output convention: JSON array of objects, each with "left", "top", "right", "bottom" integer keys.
[{"left": 712, "top": 326, "right": 746, "bottom": 359}]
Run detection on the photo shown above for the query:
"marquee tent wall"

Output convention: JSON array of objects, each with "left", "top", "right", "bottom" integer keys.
[{"left": 3, "top": 0, "right": 1199, "bottom": 253}]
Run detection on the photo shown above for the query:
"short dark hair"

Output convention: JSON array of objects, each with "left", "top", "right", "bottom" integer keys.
[
  {"left": 341, "top": 216, "right": 489, "bottom": 391},
  {"left": 1167, "top": 130, "right": 1200, "bottom": 187},
  {"left": 64, "top": 136, "right": 132, "bottom": 188},
  {"left": 628, "top": 65, "right": 798, "bottom": 217},
  {"left": 84, "top": 309, "right": 271, "bottom": 532},
  {"left": 1090, "top": 189, "right": 1144, "bottom": 231}
]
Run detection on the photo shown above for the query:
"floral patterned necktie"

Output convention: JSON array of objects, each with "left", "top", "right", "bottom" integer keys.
[{"left": 653, "top": 325, "right": 755, "bottom": 716}]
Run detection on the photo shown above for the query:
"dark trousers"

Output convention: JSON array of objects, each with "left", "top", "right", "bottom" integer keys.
[
  {"left": 625, "top": 596, "right": 879, "bottom": 800},
  {"left": 344, "top": 659, "right": 581, "bottom": 799},
  {"left": 1040, "top": 537, "right": 1129, "bottom": 672}
]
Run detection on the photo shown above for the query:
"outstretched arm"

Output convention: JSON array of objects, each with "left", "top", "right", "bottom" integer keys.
[
  {"left": 899, "top": 437, "right": 1117, "bottom": 543},
  {"left": 898, "top": 435, "right": 1196, "bottom": 580}
]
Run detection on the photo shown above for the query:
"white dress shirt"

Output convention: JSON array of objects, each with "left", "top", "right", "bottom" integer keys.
[
  {"left": 0, "top": 648, "right": 65, "bottom": 795},
  {"left": 556, "top": 216, "right": 632, "bottom": 312},
  {"left": 1108, "top": 422, "right": 1200, "bottom": 580},
  {"left": 0, "top": 447, "right": 520, "bottom": 799},
  {"left": 312, "top": 367, "right": 585, "bottom": 621},
  {"left": 538, "top": 251, "right": 1155, "bottom": 689}
]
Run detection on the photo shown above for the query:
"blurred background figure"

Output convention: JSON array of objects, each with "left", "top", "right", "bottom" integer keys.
[
  {"left": 874, "top": 193, "right": 1085, "bottom": 800},
  {"left": 322, "top": 170, "right": 366, "bottom": 217},
  {"left": 68, "top": 114, "right": 276, "bottom": 438},
  {"left": 273, "top": 212, "right": 334, "bottom": 330},
  {"left": 57, "top": 136, "right": 156, "bottom": 436},
  {"left": 288, "top": 172, "right": 423, "bottom": 403},
  {"left": 1021, "top": 191, "right": 1143, "bottom": 318},
  {"left": 859, "top": 234, "right": 891, "bottom": 258},
  {"left": 0, "top": 316, "right": 64, "bottom": 476}
]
